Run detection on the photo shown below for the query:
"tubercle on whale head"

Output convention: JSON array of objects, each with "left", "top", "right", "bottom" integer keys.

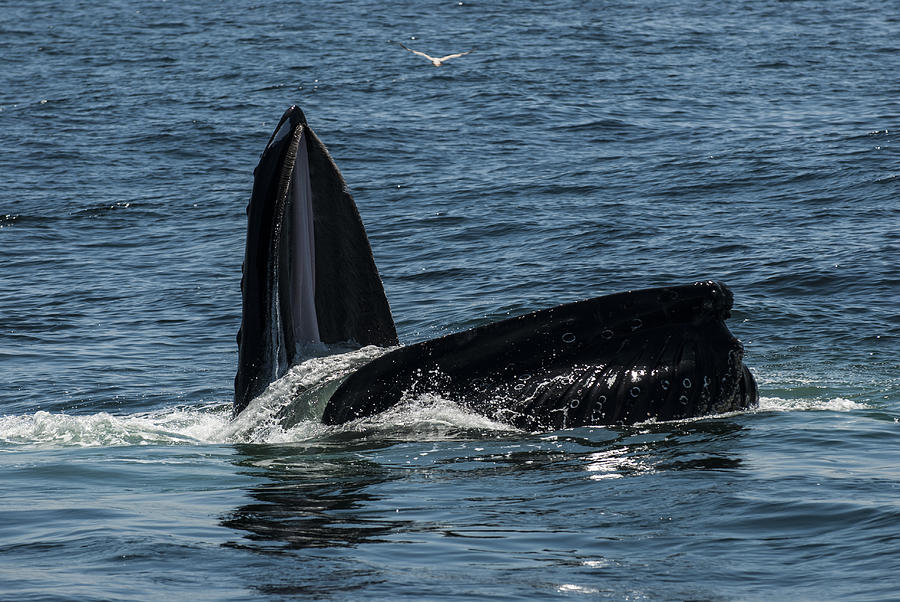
[
  {"left": 610, "top": 280, "right": 734, "bottom": 329},
  {"left": 698, "top": 280, "right": 734, "bottom": 321},
  {"left": 667, "top": 280, "right": 734, "bottom": 322}
]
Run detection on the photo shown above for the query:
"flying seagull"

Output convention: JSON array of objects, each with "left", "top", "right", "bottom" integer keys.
[{"left": 398, "top": 42, "right": 472, "bottom": 66}]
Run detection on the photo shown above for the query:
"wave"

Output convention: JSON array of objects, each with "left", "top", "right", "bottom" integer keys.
[
  {"left": 0, "top": 405, "right": 232, "bottom": 448},
  {"left": 1, "top": 398, "right": 868, "bottom": 450},
  {"left": 757, "top": 396, "right": 866, "bottom": 413},
  {"left": 0, "top": 396, "right": 869, "bottom": 449},
  {"left": 0, "top": 400, "right": 511, "bottom": 450},
  {"left": 0, "top": 347, "right": 871, "bottom": 448},
  {"left": 0, "top": 346, "right": 512, "bottom": 449}
]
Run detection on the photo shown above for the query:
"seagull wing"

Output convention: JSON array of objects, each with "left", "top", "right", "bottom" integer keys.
[
  {"left": 436, "top": 50, "right": 472, "bottom": 62},
  {"left": 398, "top": 43, "right": 436, "bottom": 62}
]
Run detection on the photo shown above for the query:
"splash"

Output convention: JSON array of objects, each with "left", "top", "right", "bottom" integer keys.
[
  {"left": 350, "top": 393, "right": 511, "bottom": 436},
  {"left": 0, "top": 347, "right": 510, "bottom": 448},
  {"left": 224, "top": 344, "right": 391, "bottom": 443},
  {"left": 0, "top": 353, "right": 873, "bottom": 449},
  {"left": 757, "top": 396, "right": 867, "bottom": 413},
  {"left": 0, "top": 405, "right": 232, "bottom": 448}
]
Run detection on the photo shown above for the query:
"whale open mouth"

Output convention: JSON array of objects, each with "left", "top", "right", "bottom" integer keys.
[{"left": 234, "top": 106, "right": 398, "bottom": 416}]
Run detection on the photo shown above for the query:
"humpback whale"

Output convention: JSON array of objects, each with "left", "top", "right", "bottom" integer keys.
[{"left": 234, "top": 105, "right": 759, "bottom": 429}]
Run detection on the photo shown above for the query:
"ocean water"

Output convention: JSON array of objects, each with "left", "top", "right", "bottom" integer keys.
[{"left": 1, "top": 0, "right": 898, "bottom": 599}]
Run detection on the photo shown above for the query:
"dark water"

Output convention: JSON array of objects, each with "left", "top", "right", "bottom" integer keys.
[{"left": 2, "top": 0, "right": 898, "bottom": 599}]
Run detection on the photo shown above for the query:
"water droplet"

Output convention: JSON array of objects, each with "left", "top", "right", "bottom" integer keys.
[
  {"left": 683, "top": 378, "right": 692, "bottom": 389},
  {"left": 569, "top": 398, "right": 580, "bottom": 409},
  {"left": 601, "top": 329, "right": 614, "bottom": 340},
  {"left": 630, "top": 318, "right": 642, "bottom": 331},
  {"left": 661, "top": 379, "right": 670, "bottom": 390},
  {"left": 630, "top": 386, "right": 640, "bottom": 398},
  {"left": 562, "top": 332, "right": 576, "bottom": 343}
]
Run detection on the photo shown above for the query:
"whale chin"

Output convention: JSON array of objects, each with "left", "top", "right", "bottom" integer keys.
[{"left": 234, "top": 106, "right": 759, "bottom": 427}]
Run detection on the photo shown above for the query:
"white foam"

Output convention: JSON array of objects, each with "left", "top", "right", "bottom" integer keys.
[
  {"left": 224, "top": 344, "right": 390, "bottom": 443},
  {"left": 0, "top": 346, "right": 518, "bottom": 449},
  {"left": 0, "top": 396, "right": 510, "bottom": 450},
  {"left": 0, "top": 406, "right": 232, "bottom": 448},
  {"left": 268, "top": 117, "right": 293, "bottom": 148},
  {"left": 0, "top": 393, "right": 869, "bottom": 448},
  {"left": 2, "top": 353, "right": 872, "bottom": 448},
  {"left": 757, "top": 396, "right": 867, "bottom": 413},
  {"left": 351, "top": 393, "right": 512, "bottom": 433}
]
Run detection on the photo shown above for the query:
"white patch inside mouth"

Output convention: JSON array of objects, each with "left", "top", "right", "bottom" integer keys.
[
  {"left": 269, "top": 117, "right": 293, "bottom": 148},
  {"left": 289, "top": 127, "right": 320, "bottom": 345}
]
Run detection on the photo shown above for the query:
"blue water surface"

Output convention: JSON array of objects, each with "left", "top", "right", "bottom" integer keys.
[{"left": 1, "top": 0, "right": 898, "bottom": 599}]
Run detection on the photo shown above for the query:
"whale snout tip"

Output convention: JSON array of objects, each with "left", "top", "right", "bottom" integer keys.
[{"left": 282, "top": 104, "right": 308, "bottom": 127}]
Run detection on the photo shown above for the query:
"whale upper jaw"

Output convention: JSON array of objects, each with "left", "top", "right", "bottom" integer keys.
[{"left": 321, "top": 280, "right": 759, "bottom": 429}]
